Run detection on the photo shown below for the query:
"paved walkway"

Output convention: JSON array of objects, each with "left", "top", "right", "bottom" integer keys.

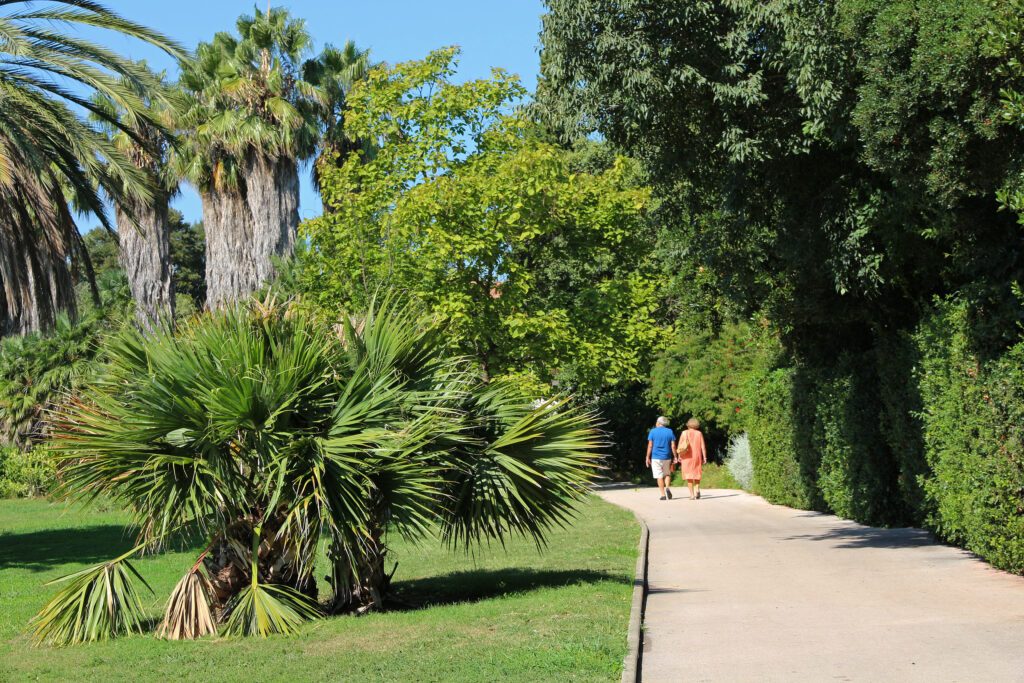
[{"left": 598, "top": 486, "right": 1024, "bottom": 682}]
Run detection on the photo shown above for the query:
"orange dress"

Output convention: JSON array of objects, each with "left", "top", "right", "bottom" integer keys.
[{"left": 679, "top": 428, "right": 706, "bottom": 480}]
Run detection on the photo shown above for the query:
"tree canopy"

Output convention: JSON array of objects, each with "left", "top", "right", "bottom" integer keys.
[{"left": 302, "top": 48, "right": 660, "bottom": 394}]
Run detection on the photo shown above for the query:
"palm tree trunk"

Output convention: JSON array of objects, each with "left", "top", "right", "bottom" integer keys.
[
  {"left": 245, "top": 154, "right": 298, "bottom": 286},
  {"left": 202, "top": 188, "right": 259, "bottom": 309},
  {"left": 201, "top": 153, "right": 299, "bottom": 308},
  {"left": 116, "top": 198, "right": 175, "bottom": 329},
  {"left": 0, "top": 178, "right": 79, "bottom": 336}
]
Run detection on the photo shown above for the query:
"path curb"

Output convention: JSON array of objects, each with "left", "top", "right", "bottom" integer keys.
[{"left": 621, "top": 515, "right": 649, "bottom": 683}]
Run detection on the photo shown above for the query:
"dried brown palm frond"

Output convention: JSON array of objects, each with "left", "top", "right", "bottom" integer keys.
[{"left": 157, "top": 566, "right": 216, "bottom": 641}]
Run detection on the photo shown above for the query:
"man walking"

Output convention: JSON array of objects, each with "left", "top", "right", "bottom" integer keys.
[{"left": 646, "top": 416, "right": 676, "bottom": 500}]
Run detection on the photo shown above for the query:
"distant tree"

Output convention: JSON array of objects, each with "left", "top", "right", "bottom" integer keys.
[{"left": 168, "top": 211, "right": 207, "bottom": 311}]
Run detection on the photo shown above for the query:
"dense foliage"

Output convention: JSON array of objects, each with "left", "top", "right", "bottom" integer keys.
[
  {"left": 302, "top": 49, "right": 660, "bottom": 396},
  {"left": 34, "top": 299, "right": 603, "bottom": 644},
  {"left": 539, "top": 0, "right": 1024, "bottom": 570}
]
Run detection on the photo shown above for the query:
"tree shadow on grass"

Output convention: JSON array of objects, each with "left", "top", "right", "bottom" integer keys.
[
  {"left": 0, "top": 525, "right": 138, "bottom": 572},
  {"left": 389, "top": 567, "right": 630, "bottom": 611}
]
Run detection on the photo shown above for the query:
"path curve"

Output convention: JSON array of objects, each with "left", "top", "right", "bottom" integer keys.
[{"left": 598, "top": 486, "right": 1024, "bottom": 682}]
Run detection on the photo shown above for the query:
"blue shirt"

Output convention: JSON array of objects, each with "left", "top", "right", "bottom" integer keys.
[{"left": 647, "top": 426, "right": 676, "bottom": 460}]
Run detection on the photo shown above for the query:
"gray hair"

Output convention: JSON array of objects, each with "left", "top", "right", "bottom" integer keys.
[{"left": 656, "top": 416, "right": 670, "bottom": 427}]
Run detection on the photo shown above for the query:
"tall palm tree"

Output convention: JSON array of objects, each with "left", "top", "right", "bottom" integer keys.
[
  {"left": 302, "top": 40, "right": 373, "bottom": 191},
  {"left": 33, "top": 298, "right": 602, "bottom": 644},
  {"left": 0, "top": 0, "right": 185, "bottom": 336},
  {"left": 92, "top": 69, "right": 182, "bottom": 328},
  {"left": 177, "top": 8, "right": 318, "bottom": 308},
  {"left": 177, "top": 8, "right": 372, "bottom": 308}
]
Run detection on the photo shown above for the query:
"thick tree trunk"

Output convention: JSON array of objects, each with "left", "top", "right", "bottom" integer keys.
[
  {"left": 116, "top": 198, "right": 175, "bottom": 329},
  {"left": 0, "top": 179, "right": 78, "bottom": 337},
  {"left": 245, "top": 154, "right": 298, "bottom": 285},
  {"left": 202, "top": 187, "right": 259, "bottom": 309},
  {"left": 202, "top": 153, "right": 299, "bottom": 309}
]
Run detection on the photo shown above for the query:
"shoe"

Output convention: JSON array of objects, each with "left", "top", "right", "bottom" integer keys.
[
  {"left": 659, "top": 496, "right": 667, "bottom": 501},
  {"left": 666, "top": 489, "right": 673, "bottom": 500},
  {"left": 696, "top": 491, "right": 701, "bottom": 499}
]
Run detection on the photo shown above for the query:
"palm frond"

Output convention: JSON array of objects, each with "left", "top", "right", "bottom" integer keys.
[
  {"left": 32, "top": 546, "right": 152, "bottom": 646},
  {"left": 221, "top": 581, "right": 321, "bottom": 638},
  {"left": 156, "top": 566, "right": 216, "bottom": 640}
]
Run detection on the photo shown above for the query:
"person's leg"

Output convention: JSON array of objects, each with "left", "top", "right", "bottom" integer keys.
[
  {"left": 687, "top": 479, "right": 696, "bottom": 499},
  {"left": 653, "top": 460, "right": 667, "bottom": 498},
  {"left": 695, "top": 479, "right": 701, "bottom": 499},
  {"left": 664, "top": 475, "right": 673, "bottom": 499}
]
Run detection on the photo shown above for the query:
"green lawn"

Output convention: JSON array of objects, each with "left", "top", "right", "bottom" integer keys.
[{"left": 0, "top": 496, "right": 637, "bottom": 682}]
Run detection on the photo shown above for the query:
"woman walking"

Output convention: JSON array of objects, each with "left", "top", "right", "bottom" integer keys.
[{"left": 676, "top": 418, "right": 708, "bottom": 500}]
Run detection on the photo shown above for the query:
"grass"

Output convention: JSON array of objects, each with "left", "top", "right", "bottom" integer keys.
[
  {"left": 0, "top": 496, "right": 638, "bottom": 682},
  {"left": 672, "top": 462, "right": 742, "bottom": 490}
]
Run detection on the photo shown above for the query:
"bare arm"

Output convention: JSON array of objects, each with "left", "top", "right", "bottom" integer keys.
[
  {"left": 671, "top": 439, "right": 678, "bottom": 462},
  {"left": 700, "top": 432, "right": 707, "bottom": 463},
  {"left": 645, "top": 440, "right": 652, "bottom": 466}
]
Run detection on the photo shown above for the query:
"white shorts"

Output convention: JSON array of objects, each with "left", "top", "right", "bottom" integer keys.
[{"left": 651, "top": 459, "right": 672, "bottom": 479}]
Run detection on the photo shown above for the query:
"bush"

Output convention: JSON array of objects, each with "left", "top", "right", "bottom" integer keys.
[
  {"left": 745, "top": 364, "right": 822, "bottom": 510},
  {"left": 0, "top": 446, "right": 55, "bottom": 498},
  {"left": 916, "top": 301, "right": 1024, "bottom": 573},
  {"left": 0, "top": 313, "right": 105, "bottom": 447},
  {"left": 725, "top": 432, "right": 753, "bottom": 490},
  {"left": 813, "top": 355, "right": 909, "bottom": 526}
]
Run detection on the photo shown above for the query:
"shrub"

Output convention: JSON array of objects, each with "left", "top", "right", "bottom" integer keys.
[
  {"left": 0, "top": 313, "right": 105, "bottom": 448},
  {"left": 916, "top": 301, "right": 1024, "bottom": 573},
  {"left": 813, "top": 356, "right": 910, "bottom": 526},
  {"left": 725, "top": 432, "right": 753, "bottom": 490},
  {"left": 0, "top": 446, "right": 55, "bottom": 498},
  {"left": 745, "top": 364, "right": 822, "bottom": 510}
]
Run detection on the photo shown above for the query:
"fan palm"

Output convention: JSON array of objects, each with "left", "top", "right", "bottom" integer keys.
[
  {"left": 177, "top": 7, "right": 369, "bottom": 308},
  {"left": 0, "top": 0, "right": 185, "bottom": 336},
  {"left": 34, "top": 297, "right": 603, "bottom": 645},
  {"left": 302, "top": 40, "right": 373, "bottom": 191}
]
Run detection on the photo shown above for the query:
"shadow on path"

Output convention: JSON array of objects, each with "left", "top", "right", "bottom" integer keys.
[
  {"left": 0, "top": 525, "right": 138, "bottom": 572},
  {"left": 390, "top": 567, "right": 629, "bottom": 610},
  {"left": 780, "top": 525, "right": 936, "bottom": 550}
]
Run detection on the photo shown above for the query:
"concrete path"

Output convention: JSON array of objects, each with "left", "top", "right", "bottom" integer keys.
[{"left": 598, "top": 486, "right": 1024, "bottom": 682}]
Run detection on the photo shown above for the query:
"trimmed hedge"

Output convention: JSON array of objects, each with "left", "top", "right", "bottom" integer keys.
[
  {"left": 746, "top": 365, "right": 822, "bottom": 510},
  {"left": 916, "top": 302, "right": 1024, "bottom": 573},
  {"left": 744, "top": 299, "right": 1024, "bottom": 573}
]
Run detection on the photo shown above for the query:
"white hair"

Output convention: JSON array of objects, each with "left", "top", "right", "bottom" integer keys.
[{"left": 656, "top": 416, "right": 670, "bottom": 427}]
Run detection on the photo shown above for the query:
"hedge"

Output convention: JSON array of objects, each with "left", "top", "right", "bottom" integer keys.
[{"left": 744, "top": 299, "right": 1024, "bottom": 573}]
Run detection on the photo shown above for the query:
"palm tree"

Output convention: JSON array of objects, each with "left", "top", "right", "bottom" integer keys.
[
  {"left": 177, "top": 8, "right": 314, "bottom": 307},
  {"left": 33, "top": 297, "right": 602, "bottom": 644},
  {"left": 91, "top": 68, "right": 182, "bottom": 328},
  {"left": 0, "top": 0, "right": 185, "bottom": 336},
  {"left": 302, "top": 40, "right": 373, "bottom": 191}
]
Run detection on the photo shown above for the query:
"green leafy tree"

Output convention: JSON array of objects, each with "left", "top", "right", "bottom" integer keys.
[
  {"left": 33, "top": 298, "right": 602, "bottom": 644},
  {"left": 538, "top": 0, "right": 1024, "bottom": 354},
  {"left": 168, "top": 211, "right": 207, "bottom": 312},
  {"left": 0, "top": 0, "right": 184, "bottom": 336},
  {"left": 302, "top": 48, "right": 659, "bottom": 394}
]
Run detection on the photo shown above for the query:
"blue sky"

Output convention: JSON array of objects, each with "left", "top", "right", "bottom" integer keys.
[{"left": 87, "top": 1, "right": 547, "bottom": 226}]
